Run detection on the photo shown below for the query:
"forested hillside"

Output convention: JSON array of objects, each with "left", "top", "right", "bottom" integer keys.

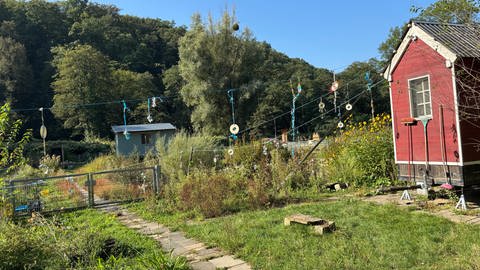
[{"left": 0, "top": 0, "right": 389, "bottom": 141}]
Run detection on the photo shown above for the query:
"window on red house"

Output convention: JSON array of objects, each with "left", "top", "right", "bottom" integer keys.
[{"left": 409, "top": 76, "right": 432, "bottom": 118}]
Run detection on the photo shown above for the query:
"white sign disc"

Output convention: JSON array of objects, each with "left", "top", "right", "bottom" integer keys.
[
  {"left": 319, "top": 102, "right": 325, "bottom": 110},
  {"left": 228, "top": 148, "right": 234, "bottom": 156},
  {"left": 40, "top": 125, "right": 47, "bottom": 139},
  {"left": 230, "top": 124, "right": 240, "bottom": 135},
  {"left": 346, "top": 103, "right": 352, "bottom": 111},
  {"left": 337, "top": 121, "right": 344, "bottom": 129}
]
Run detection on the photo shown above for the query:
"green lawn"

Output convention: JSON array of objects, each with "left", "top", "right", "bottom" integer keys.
[
  {"left": 0, "top": 209, "right": 188, "bottom": 269},
  {"left": 129, "top": 198, "right": 480, "bottom": 269}
]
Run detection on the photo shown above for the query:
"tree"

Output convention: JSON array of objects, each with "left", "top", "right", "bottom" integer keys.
[
  {"left": 379, "top": 1, "right": 480, "bottom": 64},
  {"left": 0, "top": 36, "right": 33, "bottom": 107},
  {"left": 111, "top": 69, "right": 157, "bottom": 126},
  {"left": 51, "top": 44, "right": 112, "bottom": 137},
  {"left": 161, "top": 65, "right": 191, "bottom": 130},
  {"left": 178, "top": 11, "right": 265, "bottom": 135},
  {"left": 413, "top": 0, "right": 480, "bottom": 24},
  {"left": 378, "top": 26, "right": 406, "bottom": 64}
]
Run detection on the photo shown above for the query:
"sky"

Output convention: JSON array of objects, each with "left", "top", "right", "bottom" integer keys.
[{"left": 92, "top": 0, "right": 437, "bottom": 71}]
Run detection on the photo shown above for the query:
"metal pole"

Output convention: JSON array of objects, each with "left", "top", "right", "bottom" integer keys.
[
  {"left": 87, "top": 173, "right": 94, "bottom": 207},
  {"left": 291, "top": 93, "right": 299, "bottom": 157},
  {"left": 153, "top": 165, "right": 160, "bottom": 194},
  {"left": 421, "top": 118, "right": 430, "bottom": 192},
  {"left": 8, "top": 181, "right": 15, "bottom": 217}
]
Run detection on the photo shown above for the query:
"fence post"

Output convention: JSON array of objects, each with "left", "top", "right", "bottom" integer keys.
[
  {"left": 8, "top": 181, "right": 15, "bottom": 218},
  {"left": 154, "top": 165, "right": 161, "bottom": 195},
  {"left": 87, "top": 173, "right": 94, "bottom": 207}
]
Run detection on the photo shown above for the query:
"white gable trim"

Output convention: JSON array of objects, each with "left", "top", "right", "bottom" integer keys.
[{"left": 383, "top": 22, "right": 458, "bottom": 80}]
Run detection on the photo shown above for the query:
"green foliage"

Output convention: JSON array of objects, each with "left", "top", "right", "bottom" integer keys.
[
  {"left": 24, "top": 139, "right": 112, "bottom": 165},
  {"left": 0, "top": 36, "right": 33, "bottom": 108},
  {"left": 39, "top": 154, "right": 61, "bottom": 173},
  {"left": 0, "top": 102, "right": 31, "bottom": 175},
  {"left": 0, "top": 0, "right": 185, "bottom": 139},
  {"left": 0, "top": 209, "right": 189, "bottom": 269},
  {"left": 51, "top": 44, "right": 113, "bottom": 137},
  {"left": 413, "top": 0, "right": 480, "bottom": 23},
  {"left": 178, "top": 11, "right": 265, "bottom": 134},
  {"left": 155, "top": 135, "right": 323, "bottom": 218},
  {"left": 379, "top": 0, "right": 480, "bottom": 64},
  {"left": 142, "top": 199, "right": 480, "bottom": 269},
  {"left": 155, "top": 131, "right": 221, "bottom": 181},
  {"left": 138, "top": 251, "right": 189, "bottom": 270},
  {"left": 0, "top": 220, "right": 61, "bottom": 269},
  {"left": 378, "top": 26, "right": 406, "bottom": 63},
  {"left": 320, "top": 114, "right": 397, "bottom": 187}
]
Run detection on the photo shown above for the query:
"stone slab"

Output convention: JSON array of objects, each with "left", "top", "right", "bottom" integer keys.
[
  {"left": 229, "top": 263, "right": 253, "bottom": 270},
  {"left": 209, "top": 255, "right": 245, "bottom": 268},
  {"left": 190, "top": 261, "right": 217, "bottom": 270}
]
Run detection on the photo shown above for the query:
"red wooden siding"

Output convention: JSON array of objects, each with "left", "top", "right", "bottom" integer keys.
[{"left": 390, "top": 39, "right": 460, "bottom": 164}]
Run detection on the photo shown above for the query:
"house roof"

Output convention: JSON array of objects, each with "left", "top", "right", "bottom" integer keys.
[
  {"left": 111, "top": 123, "right": 176, "bottom": 133},
  {"left": 383, "top": 20, "right": 480, "bottom": 80},
  {"left": 414, "top": 21, "right": 480, "bottom": 58}
]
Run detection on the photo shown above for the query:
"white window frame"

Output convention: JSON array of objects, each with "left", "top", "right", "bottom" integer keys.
[{"left": 408, "top": 75, "right": 432, "bottom": 119}]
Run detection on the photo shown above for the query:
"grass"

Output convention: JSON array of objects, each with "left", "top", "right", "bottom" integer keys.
[
  {"left": 129, "top": 198, "right": 480, "bottom": 269},
  {"left": 0, "top": 209, "right": 189, "bottom": 269}
]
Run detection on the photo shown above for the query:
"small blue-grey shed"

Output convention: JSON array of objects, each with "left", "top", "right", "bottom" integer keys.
[{"left": 111, "top": 123, "right": 176, "bottom": 156}]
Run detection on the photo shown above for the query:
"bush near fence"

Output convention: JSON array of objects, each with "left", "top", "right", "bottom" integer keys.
[{"left": 24, "top": 140, "right": 112, "bottom": 166}]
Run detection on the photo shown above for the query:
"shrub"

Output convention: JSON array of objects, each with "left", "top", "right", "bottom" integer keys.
[
  {"left": 320, "top": 114, "right": 397, "bottom": 187},
  {"left": 39, "top": 154, "right": 61, "bottom": 173},
  {"left": 178, "top": 170, "right": 246, "bottom": 217},
  {"left": 24, "top": 140, "right": 112, "bottom": 165},
  {"left": 156, "top": 131, "right": 222, "bottom": 182}
]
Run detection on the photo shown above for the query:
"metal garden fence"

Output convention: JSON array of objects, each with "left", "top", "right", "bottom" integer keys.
[{"left": 3, "top": 166, "right": 161, "bottom": 217}]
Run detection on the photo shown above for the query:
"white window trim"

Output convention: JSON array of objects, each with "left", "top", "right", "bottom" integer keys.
[{"left": 408, "top": 75, "right": 432, "bottom": 120}]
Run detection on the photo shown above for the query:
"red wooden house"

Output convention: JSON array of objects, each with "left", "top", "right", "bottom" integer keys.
[{"left": 384, "top": 20, "right": 480, "bottom": 186}]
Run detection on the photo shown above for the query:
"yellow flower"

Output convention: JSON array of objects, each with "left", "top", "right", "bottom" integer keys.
[{"left": 40, "top": 189, "right": 49, "bottom": 196}]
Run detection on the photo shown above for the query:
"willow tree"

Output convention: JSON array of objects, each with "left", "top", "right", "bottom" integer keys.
[{"left": 178, "top": 11, "right": 264, "bottom": 135}]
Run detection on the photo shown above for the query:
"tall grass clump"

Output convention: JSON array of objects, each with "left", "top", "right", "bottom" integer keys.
[
  {"left": 320, "top": 113, "right": 396, "bottom": 187},
  {"left": 156, "top": 131, "right": 222, "bottom": 182}
]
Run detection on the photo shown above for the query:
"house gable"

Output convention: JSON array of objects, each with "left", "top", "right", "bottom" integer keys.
[{"left": 384, "top": 21, "right": 457, "bottom": 81}]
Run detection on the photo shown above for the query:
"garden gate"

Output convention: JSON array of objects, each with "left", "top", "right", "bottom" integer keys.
[{"left": 3, "top": 166, "right": 161, "bottom": 217}]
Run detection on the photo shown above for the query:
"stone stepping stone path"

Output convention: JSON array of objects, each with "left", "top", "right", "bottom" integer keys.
[{"left": 99, "top": 206, "right": 251, "bottom": 270}]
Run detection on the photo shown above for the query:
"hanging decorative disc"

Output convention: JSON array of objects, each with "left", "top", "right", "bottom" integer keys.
[
  {"left": 40, "top": 125, "right": 47, "bottom": 139},
  {"left": 151, "top": 97, "right": 157, "bottom": 108},
  {"left": 147, "top": 114, "right": 153, "bottom": 123},
  {"left": 337, "top": 121, "right": 344, "bottom": 129},
  {"left": 319, "top": 102, "right": 325, "bottom": 111},
  {"left": 330, "top": 81, "right": 339, "bottom": 92},
  {"left": 229, "top": 124, "right": 240, "bottom": 135},
  {"left": 346, "top": 103, "right": 353, "bottom": 111},
  {"left": 228, "top": 148, "right": 234, "bottom": 156}
]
